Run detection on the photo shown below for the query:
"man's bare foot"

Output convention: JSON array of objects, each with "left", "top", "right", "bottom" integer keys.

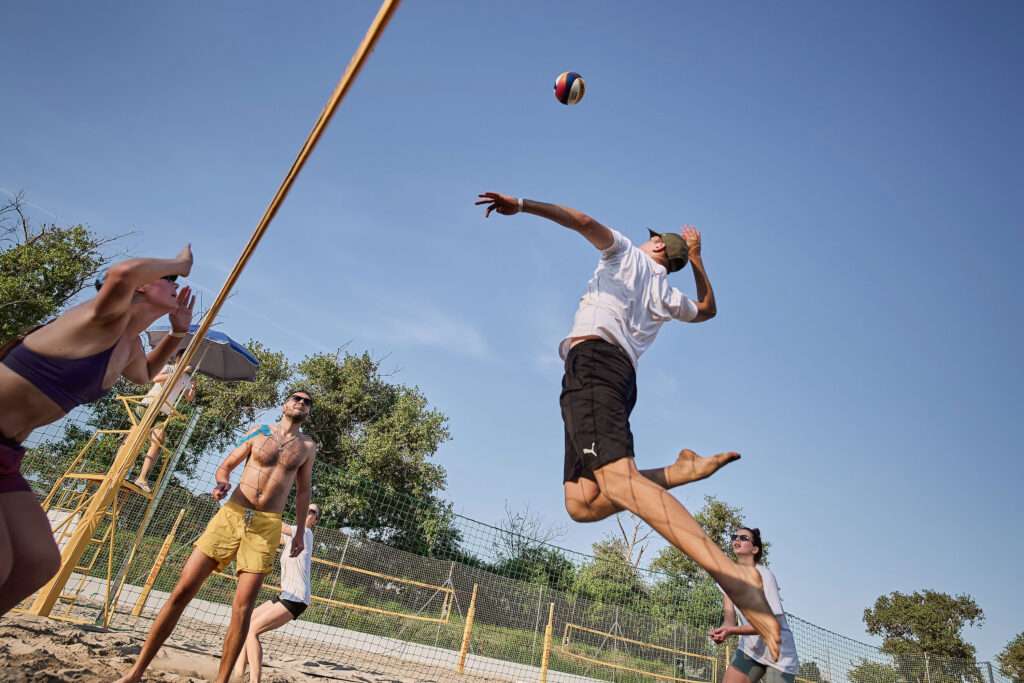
[
  {"left": 664, "top": 449, "right": 741, "bottom": 487},
  {"left": 113, "top": 672, "right": 141, "bottom": 683},
  {"left": 717, "top": 564, "right": 781, "bottom": 661}
]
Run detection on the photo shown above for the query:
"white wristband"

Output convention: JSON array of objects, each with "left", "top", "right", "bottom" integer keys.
[{"left": 517, "top": 197, "right": 524, "bottom": 212}]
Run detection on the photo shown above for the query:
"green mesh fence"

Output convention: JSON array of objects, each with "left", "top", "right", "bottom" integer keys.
[{"left": 18, "top": 400, "right": 1007, "bottom": 683}]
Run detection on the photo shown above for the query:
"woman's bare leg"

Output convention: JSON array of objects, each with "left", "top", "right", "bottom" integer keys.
[
  {"left": 0, "top": 492, "right": 61, "bottom": 616},
  {"left": 235, "top": 601, "right": 293, "bottom": 682},
  {"left": 134, "top": 424, "right": 166, "bottom": 490}
]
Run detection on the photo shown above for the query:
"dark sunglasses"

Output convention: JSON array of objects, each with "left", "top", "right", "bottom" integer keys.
[
  {"left": 161, "top": 275, "right": 179, "bottom": 283},
  {"left": 730, "top": 534, "right": 752, "bottom": 543},
  {"left": 289, "top": 395, "right": 312, "bottom": 406}
]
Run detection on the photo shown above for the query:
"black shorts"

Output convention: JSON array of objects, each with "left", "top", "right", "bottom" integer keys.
[
  {"left": 560, "top": 339, "right": 637, "bottom": 483},
  {"left": 272, "top": 595, "right": 307, "bottom": 619}
]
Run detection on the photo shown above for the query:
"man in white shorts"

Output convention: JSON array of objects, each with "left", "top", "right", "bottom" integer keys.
[{"left": 233, "top": 503, "right": 320, "bottom": 683}]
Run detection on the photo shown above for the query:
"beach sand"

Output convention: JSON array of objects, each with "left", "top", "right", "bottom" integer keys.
[{"left": 0, "top": 613, "right": 502, "bottom": 682}]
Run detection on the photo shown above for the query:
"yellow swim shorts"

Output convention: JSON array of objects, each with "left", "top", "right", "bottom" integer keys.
[{"left": 195, "top": 501, "right": 282, "bottom": 575}]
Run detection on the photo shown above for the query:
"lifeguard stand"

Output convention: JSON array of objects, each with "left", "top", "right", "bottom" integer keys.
[{"left": 39, "top": 393, "right": 201, "bottom": 626}]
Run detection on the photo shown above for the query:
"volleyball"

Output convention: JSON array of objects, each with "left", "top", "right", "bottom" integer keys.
[{"left": 554, "top": 71, "right": 585, "bottom": 105}]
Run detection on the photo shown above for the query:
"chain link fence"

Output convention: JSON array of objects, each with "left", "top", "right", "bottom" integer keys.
[{"left": 18, "top": 399, "right": 1009, "bottom": 683}]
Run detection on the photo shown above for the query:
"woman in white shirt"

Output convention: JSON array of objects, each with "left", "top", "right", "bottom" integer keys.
[
  {"left": 233, "top": 504, "right": 320, "bottom": 683},
  {"left": 711, "top": 528, "right": 801, "bottom": 683}
]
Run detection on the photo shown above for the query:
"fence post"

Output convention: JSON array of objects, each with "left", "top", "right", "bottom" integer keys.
[
  {"left": 539, "top": 602, "right": 555, "bottom": 683},
  {"left": 986, "top": 661, "right": 995, "bottom": 683},
  {"left": 456, "top": 583, "right": 479, "bottom": 674},
  {"left": 925, "top": 653, "right": 931, "bottom": 683},
  {"left": 530, "top": 586, "right": 545, "bottom": 663},
  {"left": 328, "top": 534, "right": 351, "bottom": 602},
  {"left": 131, "top": 508, "right": 186, "bottom": 617}
]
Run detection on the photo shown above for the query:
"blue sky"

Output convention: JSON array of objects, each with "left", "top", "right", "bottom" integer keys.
[{"left": 2, "top": 0, "right": 1021, "bottom": 662}]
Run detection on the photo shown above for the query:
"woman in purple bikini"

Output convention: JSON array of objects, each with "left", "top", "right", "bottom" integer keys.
[{"left": 0, "top": 245, "right": 195, "bottom": 616}]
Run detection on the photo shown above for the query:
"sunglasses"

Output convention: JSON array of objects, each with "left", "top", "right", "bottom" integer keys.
[
  {"left": 730, "top": 534, "right": 752, "bottom": 543},
  {"left": 289, "top": 395, "right": 312, "bottom": 406},
  {"left": 161, "top": 275, "right": 179, "bottom": 283}
]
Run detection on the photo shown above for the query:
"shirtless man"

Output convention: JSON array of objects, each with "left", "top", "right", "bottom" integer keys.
[
  {"left": 116, "top": 390, "right": 317, "bottom": 683},
  {"left": 476, "top": 192, "right": 781, "bottom": 659}
]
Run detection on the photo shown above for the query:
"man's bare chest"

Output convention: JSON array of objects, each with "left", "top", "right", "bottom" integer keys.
[{"left": 247, "top": 434, "right": 307, "bottom": 472}]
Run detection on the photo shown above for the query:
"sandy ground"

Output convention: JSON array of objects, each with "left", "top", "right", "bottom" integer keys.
[{"left": 0, "top": 613, "right": 505, "bottom": 683}]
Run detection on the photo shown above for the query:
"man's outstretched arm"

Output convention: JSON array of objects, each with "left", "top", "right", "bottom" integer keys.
[
  {"left": 684, "top": 227, "right": 716, "bottom": 322},
  {"left": 476, "top": 191, "right": 613, "bottom": 250}
]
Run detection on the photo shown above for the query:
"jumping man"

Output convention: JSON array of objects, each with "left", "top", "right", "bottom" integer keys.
[
  {"left": 475, "top": 192, "right": 782, "bottom": 659},
  {"left": 116, "top": 390, "right": 317, "bottom": 683}
]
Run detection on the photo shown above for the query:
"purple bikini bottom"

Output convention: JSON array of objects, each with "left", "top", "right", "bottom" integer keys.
[{"left": 0, "top": 435, "right": 30, "bottom": 494}]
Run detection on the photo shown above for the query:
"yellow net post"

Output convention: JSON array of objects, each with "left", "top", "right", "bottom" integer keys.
[
  {"left": 131, "top": 508, "right": 186, "bottom": 617},
  {"left": 538, "top": 602, "right": 555, "bottom": 683},
  {"left": 27, "top": 0, "right": 402, "bottom": 618},
  {"left": 456, "top": 583, "right": 479, "bottom": 674}
]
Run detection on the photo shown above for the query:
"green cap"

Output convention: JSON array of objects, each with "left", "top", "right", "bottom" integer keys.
[{"left": 647, "top": 229, "right": 689, "bottom": 273}]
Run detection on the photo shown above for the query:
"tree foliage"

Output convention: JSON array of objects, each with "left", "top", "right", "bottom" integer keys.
[
  {"left": 997, "top": 632, "right": 1024, "bottom": 682},
  {"left": 799, "top": 661, "right": 831, "bottom": 683},
  {"left": 490, "top": 503, "right": 574, "bottom": 591},
  {"left": 863, "top": 590, "right": 983, "bottom": 662},
  {"left": 291, "top": 351, "right": 452, "bottom": 554},
  {"left": 575, "top": 537, "right": 648, "bottom": 606},
  {"left": 0, "top": 192, "right": 121, "bottom": 343},
  {"left": 848, "top": 660, "right": 901, "bottom": 683}
]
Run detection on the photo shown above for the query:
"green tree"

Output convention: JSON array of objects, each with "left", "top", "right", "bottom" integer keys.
[
  {"left": 292, "top": 351, "right": 453, "bottom": 555},
  {"left": 575, "top": 537, "right": 648, "bottom": 606},
  {"left": 997, "top": 632, "right": 1024, "bottom": 682},
  {"left": 799, "top": 660, "right": 831, "bottom": 683},
  {"left": 848, "top": 660, "right": 901, "bottom": 683},
  {"left": 0, "top": 192, "right": 120, "bottom": 343},
  {"left": 863, "top": 590, "right": 984, "bottom": 683},
  {"left": 863, "top": 590, "right": 983, "bottom": 661},
  {"left": 490, "top": 503, "right": 575, "bottom": 591}
]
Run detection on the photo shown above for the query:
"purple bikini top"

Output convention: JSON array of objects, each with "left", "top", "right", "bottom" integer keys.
[{"left": 2, "top": 341, "right": 116, "bottom": 413}]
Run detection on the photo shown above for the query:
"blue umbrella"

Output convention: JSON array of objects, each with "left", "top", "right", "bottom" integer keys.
[{"left": 146, "top": 325, "right": 260, "bottom": 381}]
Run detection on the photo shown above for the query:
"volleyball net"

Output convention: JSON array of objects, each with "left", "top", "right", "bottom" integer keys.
[{"left": 16, "top": 398, "right": 1010, "bottom": 683}]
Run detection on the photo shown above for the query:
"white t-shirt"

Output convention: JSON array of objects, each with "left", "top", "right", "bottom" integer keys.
[
  {"left": 141, "top": 363, "right": 193, "bottom": 416},
  {"left": 279, "top": 526, "right": 314, "bottom": 605},
  {"left": 559, "top": 229, "right": 698, "bottom": 368},
  {"left": 729, "top": 566, "right": 800, "bottom": 675}
]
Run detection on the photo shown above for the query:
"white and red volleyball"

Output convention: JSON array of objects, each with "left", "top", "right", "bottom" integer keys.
[{"left": 554, "top": 71, "right": 585, "bottom": 105}]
